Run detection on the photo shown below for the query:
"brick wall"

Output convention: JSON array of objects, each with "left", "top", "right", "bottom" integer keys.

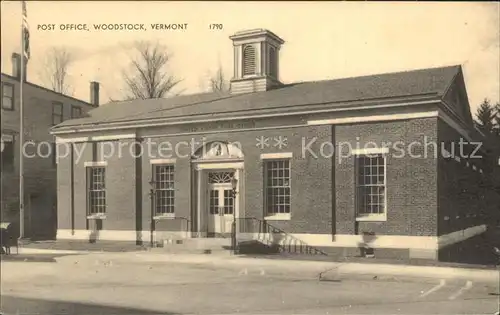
[
  {"left": 335, "top": 118, "right": 439, "bottom": 237},
  {"left": 1, "top": 74, "right": 95, "bottom": 238},
  {"left": 58, "top": 117, "right": 447, "bottom": 242},
  {"left": 58, "top": 124, "right": 334, "bottom": 238},
  {"left": 141, "top": 124, "right": 333, "bottom": 235},
  {"left": 437, "top": 120, "right": 496, "bottom": 236}
]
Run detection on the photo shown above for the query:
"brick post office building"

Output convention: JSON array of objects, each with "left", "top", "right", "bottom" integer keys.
[
  {"left": 1, "top": 53, "right": 98, "bottom": 239},
  {"left": 51, "top": 29, "right": 499, "bottom": 260}
]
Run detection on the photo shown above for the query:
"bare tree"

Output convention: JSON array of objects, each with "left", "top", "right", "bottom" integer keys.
[
  {"left": 209, "top": 65, "right": 230, "bottom": 93},
  {"left": 120, "top": 41, "right": 182, "bottom": 100},
  {"left": 38, "top": 47, "right": 74, "bottom": 95}
]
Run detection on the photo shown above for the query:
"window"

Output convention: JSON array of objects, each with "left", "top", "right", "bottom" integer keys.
[
  {"left": 269, "top": 47, "right": 277, "bottom": 78},
  {"left": 87, "top": 167, "right": 106, "bottom": 215},
  {"left": 222, "top": 190, "right": 234, "bottom": 215},
  {"left": 153, "top": 164, "right": 175, "bottom": 215},
  {"left": 208, "top": 171, "right": 233, "bottom": 183},
  {"left": 52, "top": 102, "right": 63, "bottom": 125},
  {"left": 2, "top": 83, "right": 14, "bottom": 110},
  {"left": 264, "top": 160, "right": 291, "bottom": 215},
  {"left": 242, "top": 45, "right": 256, "bottom": 76},
  {"left": 71, "top": 106, "right": 82, "bottom": 118},
  {"left": 355, "top": 154, "right": 386, "bottom": 219},
  {"left": 1, "top": 135, "right": 15, "bottom": 169}
]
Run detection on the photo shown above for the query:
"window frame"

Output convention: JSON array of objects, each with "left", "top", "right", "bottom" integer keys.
[
  {"left": 242, "top": 44, "right": 257, "bottom": 76},
  {"left": 71, "top": 105, "right": 82, "bottom": 119},
  {"left": 354, "top": 150, "right": 388, "bottom": 222},
  {"left": 52, "top": 101, "right": 63, "bottom": 125},
  {"left": 2, "top": 82, "right": 15, "bottom": 110},
  {"left": 152, "top": 164, "right": 175, "bottom": 218},
  {"left": 86, "top": 166, "right": 107, "bottom": 218},
  {"left": 263, "top": 158, "right": 291, "bottom": 220}
]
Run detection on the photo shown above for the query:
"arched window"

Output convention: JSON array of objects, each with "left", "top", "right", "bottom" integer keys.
[
  {"left": 269, "top": 47, "right": 277, "bottom": 78},
  {"left": 242, "top": 45, "right": 256, "bottom": 76}
]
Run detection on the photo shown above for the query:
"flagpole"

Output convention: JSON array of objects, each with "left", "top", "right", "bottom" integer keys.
[{"left": 19, "top": 2, "right": 25, "bottom": 240}]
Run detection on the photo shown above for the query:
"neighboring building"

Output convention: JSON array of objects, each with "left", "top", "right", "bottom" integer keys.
[
  {"left": 51, "top": 29, "right": 499, "bottom": 260},
  {"left": 1, "top": 53, "right": 98, "bottom": 239}
]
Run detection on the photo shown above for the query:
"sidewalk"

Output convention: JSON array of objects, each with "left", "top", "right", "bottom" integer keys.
[
  {"left": 129, "top": 251, "right": 500, "bottom": 284},
  {"left": 13, "top": 247, "right": 498, "bottom": 285},
  {"left": 17, "top": 247, "right": 93, "bottom": 254}
]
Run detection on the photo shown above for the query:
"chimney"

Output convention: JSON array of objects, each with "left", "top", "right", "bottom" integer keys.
[
  {"left": 229, "top": 29, "right": 285, "bottom": 94},
  {"left": 11, "top": 53, "right": 27, "bottom": 81},
  {"left": 90, "top": 81, "right": 100, "bottom": 106}
]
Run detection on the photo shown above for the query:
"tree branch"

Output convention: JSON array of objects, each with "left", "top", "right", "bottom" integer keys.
[
  {"left": 119, "top": 40, "right": 181, "bottom": 100},
  {"left": 38, "top": 46, "right": 75, "bottom": 95}
]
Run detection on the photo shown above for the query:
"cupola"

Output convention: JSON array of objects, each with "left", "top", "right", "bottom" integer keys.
[{"left": 229, "top": 29, "right": 285, "bottom": 94}]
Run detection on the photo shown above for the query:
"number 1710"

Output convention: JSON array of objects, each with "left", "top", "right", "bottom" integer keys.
[{"left": 209, "top": 24, "right": 223, "bottom": 30}]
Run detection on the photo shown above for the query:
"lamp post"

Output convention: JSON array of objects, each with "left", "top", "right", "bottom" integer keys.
[
  {"left": 231, "top": 176, "right": 238, "bottom": 255},
  {"left": 148, "top": 180, "right": 156, "bottom": 247}
]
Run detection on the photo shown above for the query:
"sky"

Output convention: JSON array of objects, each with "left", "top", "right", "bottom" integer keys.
[{"left": 1, "top": 1, "right": 499, "bottom": 114}]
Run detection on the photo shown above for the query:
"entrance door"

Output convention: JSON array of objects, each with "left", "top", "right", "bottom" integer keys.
[{"left": 207, "top": 172, "right": 235, "bottom": 237}]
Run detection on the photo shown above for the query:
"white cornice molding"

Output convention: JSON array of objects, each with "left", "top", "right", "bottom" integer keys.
[
  {"left": 308, "top": 107, "right": 473, "bottom": 143},
  {"left": 90, "top": 133, "right": 136, "bottom": 141},
  {"left": 150, "top": 158, "right": 177, "bottom": 165},
  {"left": 50, "top": 99, "right": 441, "bottom": 134},
  {"left": 84, "top": 161, "right": 107, "bottom": 167},
  {"left": 352, "top": 147, "right": 389, "bottom": 155},
  {"left": 55, "top": 133, "right": 136, "bottom": 144},
  {"left": 194, "top": 162, "right": 244, "bottom": 170},
  {"left": 55, "top": 136, "right": 88, "bottom": 144},
  {"left": 260, "top": 152, "right": 293, "bottom": 159},
  {"left": 50, "top": 99, "right": 476, "bottom": 150},
  {"left": 307, "top": 111, "right": 439, "bottom": 126}
]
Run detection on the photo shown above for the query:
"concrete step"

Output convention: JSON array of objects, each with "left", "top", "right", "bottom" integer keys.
[{"left": 154, "top": 238, "right": 233, "bottom": 255}]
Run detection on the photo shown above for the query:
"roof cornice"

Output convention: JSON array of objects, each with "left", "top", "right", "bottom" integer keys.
[{"left": 51, "top": 97, "right": 441, "bottom": 135}]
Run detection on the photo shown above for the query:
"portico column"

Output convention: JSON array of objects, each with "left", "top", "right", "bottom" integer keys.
[{"left": 196, "top": 168, "right": 205, "bottom": 237}]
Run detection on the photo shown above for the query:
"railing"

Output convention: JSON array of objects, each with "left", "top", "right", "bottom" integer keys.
[
  {"left": 238, "top": 217, "right": 328, "bottom": 256},
  {"left": 151, "top": 216, "right": 191, "bottom": 247}
]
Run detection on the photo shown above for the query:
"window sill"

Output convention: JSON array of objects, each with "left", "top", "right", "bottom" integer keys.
[
  {"left": 153, "top": 213, "right": 175, "bottom": 220},
  {"left": 356, "top": 214, "right": 387, "bottom": 222},
  {"left": 264, "top": 213, "right": 291, "bottom": 221},
  {"left": 87, "top": 214, "right": 106, "bottom": 220}
]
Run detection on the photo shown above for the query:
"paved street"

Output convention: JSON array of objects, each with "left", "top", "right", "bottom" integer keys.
[{"left": 1, "top": 252, "right": 499, "bottom": 315}]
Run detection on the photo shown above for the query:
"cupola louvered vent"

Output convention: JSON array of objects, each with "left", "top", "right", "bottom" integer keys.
[{"left": 243, "top": 45, "right": 256, "bottom": 76}]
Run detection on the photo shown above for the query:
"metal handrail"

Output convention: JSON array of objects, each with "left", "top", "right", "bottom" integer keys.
[
  {"left": 239, "top": 217, "right": 328, "bottom": 256},
  {"left": 150, "top": 215, "right": 192, "bottom": 247}
]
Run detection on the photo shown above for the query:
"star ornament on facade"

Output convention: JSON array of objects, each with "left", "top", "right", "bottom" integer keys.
[
  {"left": 256, "top": 136, "right": 270, "bottom": 149},
  {"left": 273, "top": 136, "right": 288, "bottom": 149}
]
